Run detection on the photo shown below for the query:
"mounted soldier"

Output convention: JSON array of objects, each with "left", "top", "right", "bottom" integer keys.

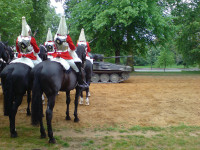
[
  {"left": 77, "top": 28, "right": 93, "bottom": 64},
  {"left": 53, "top": 15, "right": 88, "bottom": 88},
  {"left": 44, "top": 28, "right": 56, "bottom": 59},
  {"left": 76, "top": 28, "right": 93, "bottom": 105},
  {"left": 11, "top": 16, "right": 41, "bottom": 68}
]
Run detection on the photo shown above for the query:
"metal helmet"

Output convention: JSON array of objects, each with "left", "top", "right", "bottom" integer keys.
[
  {"left": 54, "top": 15, "right": 69, "bottom": 51},
  {"left": 46, "top": 28, "right": 53, "bottom": 42},
  {"left": 21, "top": 16, "right": 31, "bottom": 36},
  {"left": 18, "top": 16, "right": 31, "bottom": 52},
  {"left": 78, "top": 28, "right": 86, "bottom": 43},
  {"left": 56, "top": 15, "right": 68, "bottom": 36}
]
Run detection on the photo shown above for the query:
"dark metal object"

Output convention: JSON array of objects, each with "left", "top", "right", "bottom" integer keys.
[{"left": 91, "top": 53, "right": 132, "bottom": 83}]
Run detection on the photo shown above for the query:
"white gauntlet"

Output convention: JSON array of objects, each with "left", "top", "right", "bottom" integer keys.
[{"left": 68, "top": 49, "right": 82, "bottom": 63}]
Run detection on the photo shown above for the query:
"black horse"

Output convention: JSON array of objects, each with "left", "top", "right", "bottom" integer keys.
[
  {"left": 31, "top": 45, "right": 86, "bottom": 143},
  {"left": 79, "top": 59, "right": 93, "bottom": 105},
  {"left": 0, "top": 42, "right": 12, "bottom": 72},
  {"left": 1, "top": 45, "right": 47, "bottom": 138}
]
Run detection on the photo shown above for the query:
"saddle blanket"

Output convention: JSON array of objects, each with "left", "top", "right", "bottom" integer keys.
[
  {"left": 50, "top": 57, "right": 70, "bottom": 70},
  {"left": 86, "top": 56, "right": 93, "bottom": 64},
  {"left": 10, "top": 57, "right": 34, "bottom": 68}
]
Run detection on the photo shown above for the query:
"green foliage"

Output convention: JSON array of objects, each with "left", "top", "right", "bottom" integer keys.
[
  {"left": 156, "top": 47, "right": 175, "bottom": 71},
  {"left": 29, "top": 0, "right": 49, "bottom": 44},
  {"left": 45, "top": 6, "right": 60, "bottom": 37},
  {"left": 0, "top": 0, "right": 33, "bottom": 44},
  {"left": 66, "top": 0, "right": 174, "bottom": 64},
  {"left": 172, "top": 0, "right": 200, "bottom": 66},
  {"left": 0, "top": 0, "right": 60, "bottom": 45}
]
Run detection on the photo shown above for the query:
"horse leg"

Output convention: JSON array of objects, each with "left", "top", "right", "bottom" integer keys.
[
  {"left": 74, "top": 87, "right": 81, "bottom": 122},
  {"left": 39, "top": 118, "right": 46, "bottom": 138},
  {"left": 65, "top": 91, "right": 71, "bottom": 120},
  {"left": 9, "top": 94, "right": 23, "bottom": 138},
  {"left": 26, "top": 90, "right": 31, "bottom": 116},
  {"left": 79, "top": 91, "right": 84, "bottom": 105},
  {"left": 46, "top": 94, "right": 56, "bottom": 143},
  {"left": 38, "top": 94, "right": 46, "bottom": 138},
  {"left": 85, "top": 88, "right": 89, "bottom": 106}
]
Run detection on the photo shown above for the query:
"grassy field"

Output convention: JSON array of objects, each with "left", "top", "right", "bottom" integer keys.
[
  {"left": 134, "top": 65, "right": 198, "bottom": 69},
  {"left": 1, "top": 71, "right": 200, "bottom": 149},
  {"left": 1, "top": 124, "right": 200, "bottom": 149},
  {"left": 132, "top": 71, "right": 200, "bottom": 76}
]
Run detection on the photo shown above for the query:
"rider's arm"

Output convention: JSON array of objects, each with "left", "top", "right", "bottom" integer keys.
[
  {"left": 66, "top": 35, "right": 76, "bottom": 51},
  {"left": 86, "top": 42, "right": 91, "bottom": 52},
  {"left": 30, "top": 37, "right": 39, "bottom": 53},
  {"left": 53, "top": 43, "right": 57, "bottom": 52},
  {"left": 16, "top": 38, "right": 21, "bottom": 53}
]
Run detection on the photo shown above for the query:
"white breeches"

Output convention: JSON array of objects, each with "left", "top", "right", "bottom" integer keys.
[
  {"left": 68, "top": 49, "right": 82, "bottom": 63},
  {"left": 10, "top": 54, "right": 42, "bottom": 68},
  {"left": 65, "top": 59, "right": 79, "bottom": 72},
  {"left": 32, "top": 54, "right": 42, "bottom": 66}
]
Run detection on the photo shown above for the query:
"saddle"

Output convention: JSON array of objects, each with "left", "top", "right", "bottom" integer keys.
[
  {"left": 10, "top": 57, "right": 34, "bottom": 68},
  {"left": 50, "top": 57, "right": 70, "bottom": 71}
]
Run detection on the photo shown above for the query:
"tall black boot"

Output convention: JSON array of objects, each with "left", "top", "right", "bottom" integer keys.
[{"left": 75, "top": 62, "right": 89, "bottom": 89}]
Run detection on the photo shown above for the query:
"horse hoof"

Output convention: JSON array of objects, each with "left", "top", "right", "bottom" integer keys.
[
  {"left": 49, "top": 138, "right": 56, "bottom": 144},
  {"left": 66, "top": 116, "right": 71, "bottom": 120},
  {"left": 41, "top": 133, "right": 46, "bottom": 138},
  {"left": 74, "top": 118, "right": 79, "bottom": 122},
  {"left": 27, "top": 112, "right": 31, "bottom": 116},
  {"left": 79, "top": 101, "right": 83, "bottom": 105},
  {"left": 11, "top": 132, "right": 18, "bottom": 138}
]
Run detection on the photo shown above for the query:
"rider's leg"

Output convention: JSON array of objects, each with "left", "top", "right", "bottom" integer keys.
[
  {"left": 75, "top": 62, "right": 88, "bottom": 88},
  {"left": 66, "top": 60, "right": 88, "bottom": 88}
]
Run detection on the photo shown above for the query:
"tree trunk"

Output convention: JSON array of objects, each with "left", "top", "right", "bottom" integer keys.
[
  {"left": 115, "top": 49, "right": 120, "bottom": 64},
  {"left": 127, "top": 51, "right": 134, "bottom": 71}
]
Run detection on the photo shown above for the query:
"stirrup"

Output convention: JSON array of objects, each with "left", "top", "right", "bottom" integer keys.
[{"left": 77, "top": 82, "right": 89, "bottom": 89}]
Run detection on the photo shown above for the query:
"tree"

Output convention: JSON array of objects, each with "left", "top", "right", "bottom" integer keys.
[
  {"left": 29, "top": 0, "right": 49, "bottom": 44},
  {"left": 45, "top": 5, "right": 60, "bottom": 38},
  {"left": 65, "top": 0, "right": 174, "bottom": 71},
  {"left": 0, "top": 0, "right": 33, "bottom": 44},
  {"left": 146, "top": 47, "right": 160, "bottom": 69},
  {"left": 0, "top": 0, "right": 60, "bottom": 45},
  {"left": 171, "top": 0, "right": 200, "bottom": 67},
  {"left": 156, "top": 46, "right": 175, "bottom": 72}
]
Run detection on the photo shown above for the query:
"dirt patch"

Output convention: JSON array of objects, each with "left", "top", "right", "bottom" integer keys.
[{"left": 1, "top": 75, "right": 200, "bottom": 129}]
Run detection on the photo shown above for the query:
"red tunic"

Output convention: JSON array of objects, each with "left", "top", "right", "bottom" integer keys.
[
  {"left": 53, "top": 51, "right": 73, "bottom": 60},
  {"left": 86, "top": 42, "right": 91, "bottom": 52},
  {"left": 52, "top": 35, "right": 75, "bottom": 60},
  {"left": 66, "top": 35, "right": 76, "bottom": 51},
  {"left": 16, "top": 36, "right": 39, "bottom": 60}
]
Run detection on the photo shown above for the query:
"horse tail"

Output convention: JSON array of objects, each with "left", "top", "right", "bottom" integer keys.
[
  {"left": 31, "top": 66, "right": 43, "bottom": 125},
  {"left": 1, "top": 68, "right": 14, "bottom": 116}
]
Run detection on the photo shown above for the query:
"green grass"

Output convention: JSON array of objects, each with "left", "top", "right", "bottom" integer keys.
[
  {"left": 0, "top": 126, "right": 69, "bottom": 150},
  {"left": 131, "top": 71, "right": 200, "bottom": 76},
  {"left": 134, "top": 64, "right": 198, "bottom": 69},
  {"left": 1, "top": 125, "right": 200, "bottom": 149}
]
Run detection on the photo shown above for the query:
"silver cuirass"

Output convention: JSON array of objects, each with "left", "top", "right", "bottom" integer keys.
[
  {"left": 54, "top": 35, "right": 69, "bottom": 51},
  {"left": 17, "top": 36, "right": 32, "bottom": 53}
]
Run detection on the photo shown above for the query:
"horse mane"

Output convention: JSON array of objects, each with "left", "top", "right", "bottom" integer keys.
[
  {"left": 39, "top": 45, "right": 48, "bottom": 61},
  {"left": 76, "top": 45, "right": 86, "bottom": 63}
]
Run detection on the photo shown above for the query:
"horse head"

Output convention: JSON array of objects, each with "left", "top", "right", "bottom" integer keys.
[
  {"left": 0, "top": 42, "right": 11, "bottom": 63},
  {"left": 39, "top": 44, "right": 48, "bottom": 61},
  {"left": 76, "top": 45, "right": 86, "bottom": 65}
]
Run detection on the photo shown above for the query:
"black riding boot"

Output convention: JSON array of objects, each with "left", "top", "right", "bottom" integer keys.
[{"left": 75, "top": 62, "right": 89, "bottom": 89}]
